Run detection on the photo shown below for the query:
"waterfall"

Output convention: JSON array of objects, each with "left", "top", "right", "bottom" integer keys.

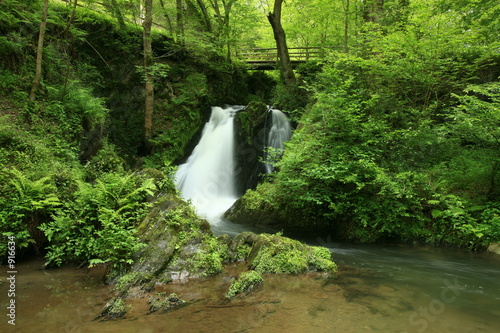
[
  {"left": 175, "top": 106, "right": 242, "bottom": 223},
  {"left": 264, "top": 108, "right": 292, "bottom": 173},
  {"left": 175, "top": 105, "right": 291, "bottom": 227}
]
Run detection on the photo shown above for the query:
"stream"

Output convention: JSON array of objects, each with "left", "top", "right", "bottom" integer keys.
[{"left": 1, "top": 239, "right": 500, "bottom": 332}]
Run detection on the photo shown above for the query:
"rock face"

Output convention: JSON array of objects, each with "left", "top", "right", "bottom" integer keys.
[{"left": 233, "top": 101, "right": 270, "bottom": 195}]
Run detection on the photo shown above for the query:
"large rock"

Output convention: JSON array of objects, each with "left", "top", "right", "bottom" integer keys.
[
  {"left": 100, "top": 193, "right": 336, "bottom": 319},
  {"left": 100, "top": 193, "right": 226, "bottom": 318},
  {"left": 223, "top": 192, "right": 284, "bottom": 228},
  {"left": 233, "top": 101, "right": 270, "bottom": 194},
  {"left": 487, "top": 243, "right": 500, "bottom": 255}
]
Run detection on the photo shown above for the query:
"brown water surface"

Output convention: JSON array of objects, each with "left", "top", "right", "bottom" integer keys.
[{"left": 1, "top": 246, "right": 500, "bottom": 333}]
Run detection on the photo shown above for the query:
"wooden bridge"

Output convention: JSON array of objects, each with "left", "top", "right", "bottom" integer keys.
[{"left": 235, "top": 47, "right": 335, "bottom": 70}]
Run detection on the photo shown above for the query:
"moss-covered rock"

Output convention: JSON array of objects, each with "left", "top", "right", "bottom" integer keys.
[
  {"left": 100, "top": 298, "right": 128, "bottom": 319},
  {"left": 100, "top": 195, "right": 335, "bottom": 318},
  {"left": 100, "top": 192, "right": 228, "bottom": 317},
  {"left": 148, "top": 293, "right": 186, "bottom": 313},
  {"left": 247, "top": 233, "right": 336, "bottom": 274},
  {"left": 233, "top": 101, "right": 270, "bottom": 194},
  {"left": 223, "top": 185, "right": 285, "bottom": 228},
  {"left": 228, "top": 231, "right": 259, "bottom": 260},
  {"left": 225, "top": 270, "right": 263, "bottom": 299}
]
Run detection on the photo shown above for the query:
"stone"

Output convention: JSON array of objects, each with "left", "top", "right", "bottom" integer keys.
[{"left": 487, "top": 243, "right": 500, "bottom": 255}]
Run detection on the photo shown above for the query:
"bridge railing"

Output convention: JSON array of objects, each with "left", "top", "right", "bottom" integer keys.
[{"left": 236, "top": 47, "right": 337, "bottom": 64}]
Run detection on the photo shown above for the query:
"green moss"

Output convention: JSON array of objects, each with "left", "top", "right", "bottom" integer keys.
[
  {"left": 308, "top": 246, "right": 337, "bottom": 272},
  {"left": 235, "top": 243, "right": 252, "bottom": 261},
  {"left": 225, "top": 270, "right": 264, "bottom": 299},
  {"left": 189, "top": 236, "right": 229, "bottom": 277},
  {"left": 104, "top": 298, "right": 128, "bottom": 319},
  {"left": 236, "top": 101, "right": 268, "bottom": 145},
  {"left": 148, "top": 293, "right": 185, "bottom": 313},
  {"left": 113, "top": 271, "right": 141, "bottom": 292},
  {"left": 248, "top": 233, "right": 336, "bottom": 274}
]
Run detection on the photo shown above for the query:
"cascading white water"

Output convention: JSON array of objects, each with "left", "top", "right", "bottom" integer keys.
[
  {"left": 175, "top": 105, "right": 291, "bottom": 230},
  {"left": 264, "top": 108, "right": 292, "bottom": 173},
  {"left": 175, "top": 106, "right": 241, "bottom": 223}
]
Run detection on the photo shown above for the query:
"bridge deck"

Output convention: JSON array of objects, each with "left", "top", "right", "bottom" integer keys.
[{"left": 236, "top": 47, "right": 336, "bottom": 69}]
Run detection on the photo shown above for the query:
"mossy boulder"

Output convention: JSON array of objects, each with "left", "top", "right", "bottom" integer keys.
[
  {"left": 100, "top": 195, "right": 335, "bottom": 318},
  {"left": 223, "top": 186, "right": 285, "bottom": 228},
  {"left": 225, "top": 270, "right": 263, "bottom": 299},
  {"left": 100, "top": 192, "right": 228, "bottom": 318},
  {"left": 101, "top": 298, "right": 128, "bottom": 319},
  {"left": 246, "top": 233, "right": 336, "bottom": 274},
  {"left": 148, "top": 293, "right": 186, "bottom": 313}
]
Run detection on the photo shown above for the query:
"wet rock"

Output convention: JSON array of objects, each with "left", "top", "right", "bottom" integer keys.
[
  {"left": 100, "top": 298, "right": 127, "bottom": 319},
  {"left": 148, "top": 293, "right": 186, "bottom": 313},
  {"left": 228, "top": 231, "right": 260, "bottom": 260},
  {"left": 233, "top": 101, "right": 269, "bottom": 194},
  {"left": 100, "top": 192, "right": 226, "bottom": 318},
  {"left": 487, "top": 243, "right": 500, "bottom": 255},
  {"left": 225, "top": 270, "right": 264, "bottom": 299}
]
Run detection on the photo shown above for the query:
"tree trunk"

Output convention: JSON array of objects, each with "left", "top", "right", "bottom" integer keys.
[
  {"left": 60, "top": 0, "right": 78, "bottom": 36},
  {"left": 362, "top": 0, "right": 384, "bottom": 23},
  {"left": 143, "top": 0, "right": 154, "bottom": 143},
  {"left": 109, "top": 0, "right": 126, "bottom": 29},
  {"left": 176, "top": 0, "right": 184, "bottom": 43},
  {"left": 158, "top": 0, "right": 174, "bottom": 34},
  {"left": 193, "top": 0, "right": 212, "bottom": 33},
  {"left": 343, "top": 0, "right": 350, "bottom": 53},
  {"left": 30, "top": 0, "right": 49, "bottom": 102},
  {"left": 267, "top": 0, "right": 296, "bottom": 87}
]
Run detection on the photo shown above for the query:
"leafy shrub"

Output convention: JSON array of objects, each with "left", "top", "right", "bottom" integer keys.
[
  {"left": 40, "top": 172, "right": 156, "bottom": 267},
  {"left": 235, "top": 48, "right": 500, "bottom": 248},
  {"left": 0, "top": 168, "right": 60, "bottom": 257}
]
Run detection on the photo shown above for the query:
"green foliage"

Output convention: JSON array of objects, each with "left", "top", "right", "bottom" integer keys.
[
  {"left": 271, "top": 82, "right": 309, "bottom": 121},
  {"left": 189, "top": 236, "right": 229, "bottom": 276},
  {"left": 225, "top": 270, "right": 263, "bottom": 299},
  {"left": 84, "top": 140, "right": 126, "bottom": 177},
  {"left": 40, "top": 172, "right": 155, "bottom": 267},
  {"left": 0, "top": 168, "right": 60, "bottom": 256},
  {"left": 237, "top": 21, "right": 500, "bottom": 248}
]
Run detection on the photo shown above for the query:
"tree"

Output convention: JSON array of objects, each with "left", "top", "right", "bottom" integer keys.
[
  {"left": 108, "top": 0, "right": 127, "bottom": 29},
  {"left": 362, "top": 0, "right": 384, "bottom": 23},
  {"left": 30, "top": 0, "right": 49, "bottom": 101},
  {"left": 343, "top": 0, "right": 350, "bottom": 52},
  {"left": 143, "top": 0, "right": 154, "bottom": 144},
  {"left": 190, "top": 0, "right": 213, "bottom": 33},
  {"left": 267, "top": 0, "right": 296, "bottom": 87},
  {"left": 207, "top": 0, "right": 238, "bottom": 58},
  {"left": 176, "top": 0, "right": 185, "bottom": 42}
]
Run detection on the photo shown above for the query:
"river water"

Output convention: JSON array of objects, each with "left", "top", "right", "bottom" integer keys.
[{"left": 1, "top": 236, "right": 499, "bottom": 333}]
